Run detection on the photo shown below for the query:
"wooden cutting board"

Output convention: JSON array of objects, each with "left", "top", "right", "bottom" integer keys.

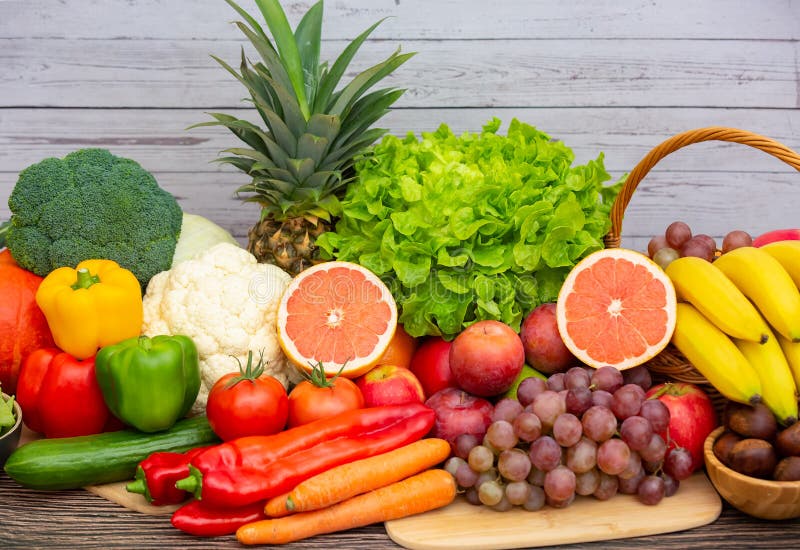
[{"left": 385, "top": 472, "right": 721, "bottom": 550}]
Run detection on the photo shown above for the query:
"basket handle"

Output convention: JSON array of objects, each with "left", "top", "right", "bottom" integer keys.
[{"left": 603, "top": 126, "right": 800, "bottom": 248}]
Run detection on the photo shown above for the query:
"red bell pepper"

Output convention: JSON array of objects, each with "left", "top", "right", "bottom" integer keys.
[
  {"left": 176, "top": 403, "right": 435, "bottom": 508},
  {"left": 15, "top": 348, "right": 117, "bottom": 438},
  {"left": 126, "top": 446, "right": 214, "bottom": 506},
  {"left": 171, "top": 499, "right": 266, "bottom": 537},
  {"left": 185, "top": 403, "right": 432, "bottom": 477}
]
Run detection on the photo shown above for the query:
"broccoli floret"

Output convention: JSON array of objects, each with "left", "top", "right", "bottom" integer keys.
[{"left": 5, "top": 148, "right": 183, "bottom": 287}]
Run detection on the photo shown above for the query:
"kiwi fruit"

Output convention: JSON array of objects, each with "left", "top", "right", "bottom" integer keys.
[{"left": 729, "top": 438, "right": 777, "bottom": 478}]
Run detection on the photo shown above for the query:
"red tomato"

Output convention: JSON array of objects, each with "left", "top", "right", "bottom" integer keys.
[
  {"left": 288, "top": 366, "right": 365, "bottom": 428},
  {"left": 206, "top": 352, "right": 289, "bottom": 441}
]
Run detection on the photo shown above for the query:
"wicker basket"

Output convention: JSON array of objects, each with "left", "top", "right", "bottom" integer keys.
[{"left": 602, "top": 127, "right": 800, "bottom": 411}]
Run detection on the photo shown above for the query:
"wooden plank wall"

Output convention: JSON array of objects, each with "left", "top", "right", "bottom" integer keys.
[{"left": 1, "top": 0, "right": 799, "bottom": 251}]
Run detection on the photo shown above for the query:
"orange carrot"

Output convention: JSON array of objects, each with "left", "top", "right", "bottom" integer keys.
[
  {"left": 237, "top": 469, "right": 456, "bottom": 545},
  {"left": 264, "top": 437, "right": 451, "bottom": 518}
]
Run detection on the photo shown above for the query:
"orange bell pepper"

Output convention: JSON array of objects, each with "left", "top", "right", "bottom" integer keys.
[{"left": 35, "top": 259, "right": 143, "bottom": 359}]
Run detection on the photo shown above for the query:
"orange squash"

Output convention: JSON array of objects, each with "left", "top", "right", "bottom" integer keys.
[{"left": 0, "top": 249, "right": 54, "bottom": 393}]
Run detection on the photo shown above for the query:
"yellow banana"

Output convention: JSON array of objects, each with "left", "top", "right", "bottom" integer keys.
[
  {"left": 713, "top": 246, "right": 800, "bottom": 342},
  {"left": 761, "top": 240, "right": 800, "bottom": 289},
  {"left": 734, "top": 324, "right": 798, "bottom": 425},
  {"left": 672, "top": 302, "right": 762, "bottom": 405},
  {"left": 776, "top": 331, "right": 800, "bottom": 393},
  {"left": 665, "top": 256, "right": 770, "bottom": 343}
]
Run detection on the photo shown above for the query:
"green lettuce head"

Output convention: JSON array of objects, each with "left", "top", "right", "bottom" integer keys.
[{"left": 318, "top": 119, "right": 624, "bottom": 339}]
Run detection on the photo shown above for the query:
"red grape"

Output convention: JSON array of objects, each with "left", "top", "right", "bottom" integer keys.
[
  {"left": 623, "top": 366, "right": 652, "bottom": 390},
  {"left": 681, "top": 237, "right": 714, "bottom": 261},
  {"left": 722, "top": 230, "right": 752, "bottom": 253},
  {"left": 492, "top": 398, "right": 524, "bottom": 423},
  {"left": 546, "top": 372, "right": 566, "bottom": 392},
  {"left": 611, "top": 384, "right": 646, "bottom": 420},
  {"left": 591, "top": 366, "right": 624, "bottom": 393},
  {"left": 553, "top": 413, "right": 582, "bottom": 447},
  {"left": 517, "top": 376, "right": 547, "bottom": 407},
  {"left": 597, "top": 438, "right": 631, "bottom": 476},
  {"left": 498, "top": 448, "right": 532, "bottom": 482},
  {"left": 544, "top": 465, "right": 576, "bottom": 501},
  {"left": 637, "top": 475, "right": 666, "bottom": 505},
  {"left": 566, "top": 436, "right": 598, "bottom": 473},
  {"left": 664, "top": 447, "right": 694, "bottom": 481},
  {"left": 665, "top": 221, "right": 692, "bottom": 249},
  {"left": 513, "top": 411, "right": 542, "bottom": 442},
  {"left": 647, "top": 235, "right": 669, "bottom": 258},
  {"left": 529, "top": 435, "right": 562, "bottom": 472},
  {"left": 639, "top": 399, "right": 670, "bottom": 433},
  {"left": 620, "top": 415, "right": 654, "bottom": 451},
  {"left": 593, "top": 472, "right": 619, "bottom": 501},
  {"left": 582, "top": 405, "right": 617, "bottom": 442}
]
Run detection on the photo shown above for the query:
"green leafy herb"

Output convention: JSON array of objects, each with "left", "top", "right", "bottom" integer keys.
[
  {"left": 0, "top": 390, "right": 17, "bottom": 437},
  {"left": 318, "top": 119, "right": 624, "bottom": 339}
]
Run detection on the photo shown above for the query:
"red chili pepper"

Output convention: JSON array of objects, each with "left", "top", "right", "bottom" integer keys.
[
  {"left": 15, "top": 348, "right": 114, "bottom": 438},
  {"left": 178, "top": 404, "right": 434, "bottom": 508},
  {"left": 171, "top": 499, "right": 266, "bottom": 537},
  {"left": 185, "top": 403, "right": 431, "bottom": 476},
  {"left": 125, "top": 446, "right": 214, "bottom": 506}
]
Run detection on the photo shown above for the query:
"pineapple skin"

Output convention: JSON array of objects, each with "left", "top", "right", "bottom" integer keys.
[{"left": 247, "top": 216, "right": 329, "bottom": 276}]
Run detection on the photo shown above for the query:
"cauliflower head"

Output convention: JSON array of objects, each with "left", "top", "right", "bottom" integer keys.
[{"left": 142, "top": 242, "right": 301, "bottom": 413}]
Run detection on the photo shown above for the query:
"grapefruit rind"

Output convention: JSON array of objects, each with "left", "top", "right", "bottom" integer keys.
[
  {"left": 277, "top": 261, "right": 398, "bottom": 378},
  {"left": 556, "top": 248, "right": 677, "bottom": 370}
]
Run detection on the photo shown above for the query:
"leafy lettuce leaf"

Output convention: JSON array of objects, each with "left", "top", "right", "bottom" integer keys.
[{"left": 318, "top": 118, "right": 624, "bottom": 339}]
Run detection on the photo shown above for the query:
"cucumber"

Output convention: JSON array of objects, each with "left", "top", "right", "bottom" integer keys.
[{"left": 4, "top": 415, "right": 219, "bottom": 490}]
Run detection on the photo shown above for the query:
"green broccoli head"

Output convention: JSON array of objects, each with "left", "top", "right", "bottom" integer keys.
[{"left": 6, "top": 148, "right": 183, "bottom": 287}]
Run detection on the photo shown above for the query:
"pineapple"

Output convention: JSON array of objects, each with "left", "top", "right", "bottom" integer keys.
[{"left": 195, "top": 0, "right": 413, "bottom": 275}]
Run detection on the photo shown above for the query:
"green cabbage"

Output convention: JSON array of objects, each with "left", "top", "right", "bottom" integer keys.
[
  {"left": 171, "top": 213, "right": 240, "bottom": 266},
  {"left": 318, "top": 119, "right": 624, "bottom": 339}
]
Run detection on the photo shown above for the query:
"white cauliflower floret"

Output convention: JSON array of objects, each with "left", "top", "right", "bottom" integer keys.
[{"left": 142, "top": 242, "right": 302, "bottom": 413}]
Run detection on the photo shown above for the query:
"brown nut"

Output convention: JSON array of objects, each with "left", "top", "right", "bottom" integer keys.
[
  {"left": 773, "top": 456, "right": 800, "bottom": 481},
  {"left": 713, "top": 430, "right": 742, "bottom": 467},
  {"left": 776, "top": 422, "right": 800, "bottom": 457},
  {"left": 727, "top": 402, "right": 777, "bottom": 440},
  {"left": 729, "top": 438, "right": 777, "bottom": 479}
]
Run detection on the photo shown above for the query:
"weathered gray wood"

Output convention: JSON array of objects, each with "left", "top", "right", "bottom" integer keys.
[
  {"left": 2, "top": 165, "right": 797, "bottom": 252},
  {"left": 1, "top": 0, "right": 798, "bottom": 40},
  {"left": 2, "top": 38, "right": 797, "bottom": 108},
  {"left": 2, "top": 107, "right": 798, "bottom": 175}
]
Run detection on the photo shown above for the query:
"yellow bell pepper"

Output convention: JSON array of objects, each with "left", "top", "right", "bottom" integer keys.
[{"left": 35, "top": 259, "right": 143, "bottom": 359}]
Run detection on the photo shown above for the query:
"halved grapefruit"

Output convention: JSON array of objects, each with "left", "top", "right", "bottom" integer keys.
[
  {"left": 277, "top": 261, "right": 398, "bottom": 378},
  {"left": 556, "top": 248, "right": 677, "bottom": 370}
]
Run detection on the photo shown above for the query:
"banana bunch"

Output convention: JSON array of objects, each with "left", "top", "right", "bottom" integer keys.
[{"left": 665, "top": 244, "right": 800, "bottom": 425}]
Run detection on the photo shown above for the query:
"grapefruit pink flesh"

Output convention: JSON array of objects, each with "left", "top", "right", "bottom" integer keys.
[
  {"left": 278, "top": 262, "right": 398, "bottom": 378},
  {"left": 557, "top": 249, "right": 676, "bottom": 370}
]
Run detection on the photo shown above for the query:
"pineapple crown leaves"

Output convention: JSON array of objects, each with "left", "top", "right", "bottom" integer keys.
[{"left": 189, "top": 0, "right": 414, "bottom": 219}]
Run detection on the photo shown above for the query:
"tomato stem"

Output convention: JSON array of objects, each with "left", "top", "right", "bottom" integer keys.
[
  {"left": 302, "top": 361, "right": 349, "bottom": 388},
  {"left": 225, "top": 350, "right": 267, "bottom": 388}
]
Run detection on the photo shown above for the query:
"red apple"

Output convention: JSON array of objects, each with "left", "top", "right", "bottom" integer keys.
[
  {"left": 425, "top": 387, "right": 494, "bottom": 446},
  {"left": 520, "top": 303, "right": 577, "bottom": 374},
  {"left": 645, "top": 382, "right": 719, "bottom": 472},
  {"left": 449, "top": 320, "right": 525, "bottom": 397},
  {"left": 408, "top": 337, "right": 456, "bottom": 398},
  {"left": 753, "top": 228, "right": 800, "bottom": 247},
  {"left": 356, "top": 365, "right": 425, "bottom": 407}
]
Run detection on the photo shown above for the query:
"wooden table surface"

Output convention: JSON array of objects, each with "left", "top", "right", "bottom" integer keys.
[{"left": 1, "top": 470, "right": 798, "bottom": 549}]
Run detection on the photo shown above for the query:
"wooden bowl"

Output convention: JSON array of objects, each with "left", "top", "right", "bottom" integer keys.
[
  {"left": 704, "top": 426, "right": 800, "bottom": 520},
  {"left": 0, "top": 392, "right": 23, "bottom": 467}
]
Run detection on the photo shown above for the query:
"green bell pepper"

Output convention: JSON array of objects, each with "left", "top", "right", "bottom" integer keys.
[{"left": 95, "top": 335, "right": 201, "bottom": 433}]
